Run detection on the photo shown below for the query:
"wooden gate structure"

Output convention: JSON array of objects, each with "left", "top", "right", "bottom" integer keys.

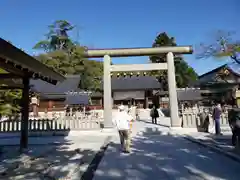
[
  {"left": 83, "top": 46, "right": 193, "bottom": 128},
  {"left": 0, "top": 38, "right": 65, "bottom": 149}
]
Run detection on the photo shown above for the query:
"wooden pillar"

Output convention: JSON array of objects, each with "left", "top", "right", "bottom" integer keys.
[
  {"left": 20, "top": 77, "right": 30, "bottom": 150},
  {"left": 144, "top": 91, "right": 148, "bottom": 109},
  {"left": 100, "top": 97, "right": 103, "bottom": 106}
]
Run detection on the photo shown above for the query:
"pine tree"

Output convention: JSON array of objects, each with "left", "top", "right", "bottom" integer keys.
[{"left": 150, "top": 32, "right": 198, "bottom": 88}]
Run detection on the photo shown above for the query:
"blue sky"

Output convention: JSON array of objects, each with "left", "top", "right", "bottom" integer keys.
[{"left": 0, "top": 0, "right": 239, "bottom": 75}]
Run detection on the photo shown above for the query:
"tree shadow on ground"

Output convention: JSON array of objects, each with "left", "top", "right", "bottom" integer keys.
[
  {"left": 203, "top": 134, "right": 234, "bottom": 151},
  {"left": 0, "top": 130, "right": 109, "bottom": 180},
  {"left": 93, "top": 127, "right": 240, "bottom": 180},
  {"left": 138, "top": 119, "right": 170, "bottom": 128}
]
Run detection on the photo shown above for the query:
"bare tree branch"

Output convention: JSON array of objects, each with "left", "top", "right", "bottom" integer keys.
[{"left": 196, "top": 30, "right": 240, "bottom": 63}]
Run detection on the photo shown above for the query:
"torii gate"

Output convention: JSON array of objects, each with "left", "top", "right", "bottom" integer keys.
[{"left": 84, "top": 46, "right": 193, "bottom": 128}]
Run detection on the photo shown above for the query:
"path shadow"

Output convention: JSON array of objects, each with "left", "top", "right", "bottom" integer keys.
[
  {"left": 0, "top": 129, "right": 108, "bottom": 179},
  {"left": 93, "top": 127, "right": 240, "bottom": 180},
  {"left": 138, "top": 119, "right": 170, "bottom": 128},
  {"left": 203, "top": 134, "right": 234, "bottom": 150}
]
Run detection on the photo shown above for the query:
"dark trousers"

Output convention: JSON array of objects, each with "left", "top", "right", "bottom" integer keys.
[
  {"left": 214, "top": 119, "right": 221, "bottom": 135},
  {"left": 232, "top": 127, "right": 240, "bottom": 146},
  {"left": 152, "top": 117, "right": 157, "bottom": 124},
  {"left": 202, "top": 117, "right": 210, "bottom": 133}
]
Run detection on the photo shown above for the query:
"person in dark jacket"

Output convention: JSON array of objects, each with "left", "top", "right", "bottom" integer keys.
[
  {"left": 200, "top": 109, "right": 210, "bottom": 133},
  {"left": 150, "top": 105, "right": 159, "bottom": 124},
  {"left": 228, "top": 106, "right": 240, "bottom": 146}
]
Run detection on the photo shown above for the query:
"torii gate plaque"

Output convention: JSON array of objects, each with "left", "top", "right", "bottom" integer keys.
[{"left": 84, "top": 46, "right": 193, "bottom": 128}]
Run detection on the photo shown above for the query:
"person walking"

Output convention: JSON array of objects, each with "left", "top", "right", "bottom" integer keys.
[
  {"left": 112, "top": 105, "right": 133, "bottom": 153},
  {"left": 213, "top": 103, "right": 222, "bottom": 135},
  {"left": 150, "top": 105, "right": 159, "bottom": 124}
]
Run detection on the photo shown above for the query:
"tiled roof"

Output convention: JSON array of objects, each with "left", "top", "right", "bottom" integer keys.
[
  {"left": 0, "top": 38, "right": 65, "bottom": 84},
  {"left": 226, "top": 62, "right": 240, "bottom": 76},
  {"left": 196, "top": 62, "right": 240, "bottom": 86},
  {"left": 177, "top": 89, "right": 202, "bottom": 101},
  {"left": 31, "top": 75, "right": 162, "bottom": 100},
  {"left": 106, "top": 76, "right": 162, "bottom": 90},
  {"left": 64, "top": 94, "right": 89, "bottom": 105},
  {"left": 30, "top": 75, "right": 81, "bottom": 99},
  {"left": 30, "top": 75, "right": 81, "bottom": 94}
]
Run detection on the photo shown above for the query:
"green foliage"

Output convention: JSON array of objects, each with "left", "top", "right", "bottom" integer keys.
[
  {"left": 150, "top": 32, "right": 198, "bottom": 88},
  {"left": 0, "top": 89, "right": 22, "bottom": 117},
  {"left": 34, "top": 20, "right": 103, "bottom": 91},
  {"left": 35, "top": 47, "right": 85, "bottom": 75},
  {"left": 81, "top": 60, "right": 103, "bottom": 91},
  {"left": 33, "top": 20, "right": 76, "bottom": 52},
  {"left": 0, "top": 69, "right": 22, "bottom": 117}
]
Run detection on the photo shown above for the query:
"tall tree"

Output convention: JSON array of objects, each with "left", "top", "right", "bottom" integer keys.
[
  {"left": 34, "top": 20, "right": 85, "bottom": 75},
  {"left": 35, "top": 47, "right": 85, "bottom": 75},
  {"left": 34, "top": 20, "right": 103, "bottom": 91},
  {"left": 196, "top": 30, "right": 240, "bottom": 63},
  {"left": 150, "top": 32, "right": 198, "bottom": 88},
  {"left": 33, "top": 20, "right": 77, "bottom": 52}
]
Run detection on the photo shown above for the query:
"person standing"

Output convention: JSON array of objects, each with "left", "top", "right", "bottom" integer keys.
[
  {"left": 136, "top": 104, "right": 140, "bottom": 121},
  {"left": 213, "top": 103, "right": 222, "bottom": 135},
  {"left": 112, "top": 105, "right": 133, "bottom": 153},
  {"left": 200, "top": 109, "right": 210, "bottom": 133},
  {"left": 150, "top": 105, "right": 159, "bottom": 124},
  {"left": 228, "top": 105, "right": 240, "bottom": 146}
]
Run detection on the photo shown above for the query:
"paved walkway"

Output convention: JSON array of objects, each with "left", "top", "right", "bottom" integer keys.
[
  {"left": 0, "top": 131, "right": 113, "bottom": 180},
  {"left": 1, "top": 119, "right": 239, "bottom": 180},
  {"left": 93, "top": 121, "right": 240, "bottom": 180},
  {"left": 180, "top": 131, "right": 240, "bottom": 161}
]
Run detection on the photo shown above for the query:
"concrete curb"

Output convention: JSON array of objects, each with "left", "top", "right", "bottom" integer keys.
[{"left": 183, "top": 135, "right": 240, "bottom": 163}]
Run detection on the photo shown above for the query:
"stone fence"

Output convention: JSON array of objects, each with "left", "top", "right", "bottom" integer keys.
[
  {"left": 0, "top": 108, "right": 231, "bottom": 133},
  {"left": 0, "top": 109, "right": 120, "bottom": 133},
  {"left": 180, "top": 107, "right": 229, "bottom": 129},
  {"left": 0, "top": 118, "right": 102, "bottom": 133},
  {"left": 181, "top": 112, "right": 229, "bottom": 128},
  {"left": 0, "top": 113, "right": 104, "bottom": 133}
]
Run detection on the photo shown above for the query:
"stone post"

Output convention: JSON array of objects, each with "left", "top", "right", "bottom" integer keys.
[
  {"left": 167, "top": 52, "right": 180, "bottom": 127},
  {"left": 103, "top": 55, "right": 113, "bottom": 128}
]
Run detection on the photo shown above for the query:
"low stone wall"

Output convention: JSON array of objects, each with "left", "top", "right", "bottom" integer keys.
[{"left": 181, "top": 112, "right": 229, "bottom": 128}]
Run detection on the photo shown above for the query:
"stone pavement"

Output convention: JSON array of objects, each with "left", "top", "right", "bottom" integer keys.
[
  {"left": 180, "top": 131, "right": 240, "bottom": 162},
  {"left": 0, "top": 131, "right": 114, "bottom": 180},
  {"left": 93, "top": 121, "right": 240, "bottom": 180}
]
